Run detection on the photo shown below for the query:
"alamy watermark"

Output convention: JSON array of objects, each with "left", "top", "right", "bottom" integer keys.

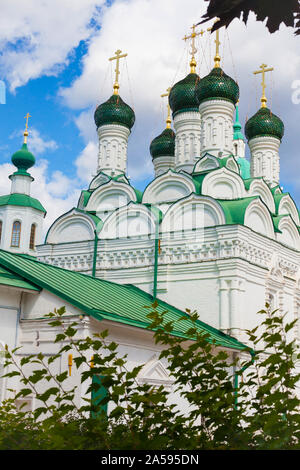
[
  {"left": 0, "top": 80, "right": 6, "bottom": 104},
  {"left": 291, "top": 80, "right": 300, "bottom": 104}
]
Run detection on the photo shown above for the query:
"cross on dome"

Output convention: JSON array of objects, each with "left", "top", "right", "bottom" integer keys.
[
  {"left": 183, "top": 24, "right": 205, "bottom": 74},
  {"left": 109, "top": 49, "right": 128, "bottom": 95},
  {"left": 207, "top": 18, "right": 221, "bottom": 68},
  {"left": 161, "top": 87, "right": 172, "bottom": 129},
  {"left": 253, "top": 63, "right": 274, "bottom": 108},
  {"left": 24, "top": 112, "right": 31, "bottom": 144}
]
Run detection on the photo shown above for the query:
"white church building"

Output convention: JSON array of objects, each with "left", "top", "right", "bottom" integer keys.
[{"left": 0, "top": 30, "right": 299, "bottom": 411}]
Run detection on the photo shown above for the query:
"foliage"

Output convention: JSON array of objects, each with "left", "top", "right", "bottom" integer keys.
[
  {"left": 199, "top": 0, "right": 300, "bottom": 36},
  {"left": 0, "top": 304, "right": 299, "bottom": 449}
]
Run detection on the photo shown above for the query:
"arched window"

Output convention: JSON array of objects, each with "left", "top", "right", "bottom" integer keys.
[
  {"left": 0, "top": 220, "right": 2, "bottom": 244},
  {"left": 11, "top": 221, "right": 21, "bottom": 247},
  {"left": 29, "top": 224, "right": 36, "bottom": 250}
]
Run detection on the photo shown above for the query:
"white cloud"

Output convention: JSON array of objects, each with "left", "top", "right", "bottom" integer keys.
[
  {"left": 0, "top": 0, "right": 105, "bottom": 91},
  {"left": 27, "top": 128, "right": 58, "bottom": 155},
  {"left": 75, "top": 140, "right": 98, "bottom": 184}
]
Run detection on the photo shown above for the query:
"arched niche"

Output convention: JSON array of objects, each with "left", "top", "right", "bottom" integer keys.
[
  {"left": 85, "top": 181, "right": 137, "bottom": 214},
  {"left": 89, "top": 172, "right": 111, "bottom": 190},
  {"left": 161, "top": 194, "right": 226, "bottom": 234},
  {"left": 201, "top": 168, "right": 245, "bottom": 200},
  {"left": 278, "top": 195, "right": 300, "bottom": 225},
  {"left": 247, "top": 179, "right": 275, "bottom": 213},
  {"left": 276, "top": 216, "right": 300, "bottom": 250},
  {"left": 244, "top": 200, "right": 274, "bottom": 238},
  {"left": 194, "top": 154, "right": 220, "bottom": 172},
  {"left": 142, "top": 170, "right": 196, "bottom": 205},
  {"left": 100, "top": 203, "right": 159, "bottom": 239},
  {"left": 46, "top": 209, "right": 98, "bottom": 244}
]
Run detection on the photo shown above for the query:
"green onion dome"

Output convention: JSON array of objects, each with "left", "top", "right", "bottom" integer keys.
[
  {"left": 169, "top": 73, "right": 200, "bottom": 117},
  {"left": 11, "top": 143, "right": 35, "bottom": 173},
  {"left": 245, "top": 107, "right": 284, "bottom": 141},
  {"left": 94, "top": 94, "right": 135, "bottom": 130},
  {"left": 150, "top": 128, "right": 175, "bottom": 159},
  {"left": 196, "top": 67, "right": 239, "bottom": 105}
]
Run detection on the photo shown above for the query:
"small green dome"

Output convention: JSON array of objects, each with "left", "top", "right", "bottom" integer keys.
[
  {"left": 94, "top": 94, "right": 135, "bottom": 130},
  {"left": 245, "top": 107, "right": 284, "bottom": 141},
  {"left": 11, "top": 143, "right": 35, "bottom": 172},
  {"left": 196, "top": 67, "right": 239, "bottom": 105},
  {"left": 169, "top": 73, "right": 200, "bottom": 117},
  {"left": 150, "top": 128, "right": 175, "bottom": 159}
]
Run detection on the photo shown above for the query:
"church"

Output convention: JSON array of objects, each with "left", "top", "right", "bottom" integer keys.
[{"left": 0, "top": 24, "right": 299, "bottom": 411}]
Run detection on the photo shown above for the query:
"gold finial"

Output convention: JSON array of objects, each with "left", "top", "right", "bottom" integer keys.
[
  {"left": 109, "top": 49, "right": 128, "bottom": 95},
  {"left": 183, "top": 24, "right": 205, "bottom": 73},
  {"left": 253, "top": 63, "right": 274, "bottom": 108},
  {"left": 68, "top": 353, "right": 73, "bottom": 376},
  {"left": 207, "top": 18, "right": 221, "bottom": 68},
  {"left": 161, "top": 87, "right": 172, "bottom": 129},
  {"left": 24, "top": 112, "right": 31, "bottom": 144}
]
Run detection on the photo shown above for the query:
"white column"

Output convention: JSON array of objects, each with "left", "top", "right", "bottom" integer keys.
[
  {"left": 249, "top": 136, "right": 280, "bottom": 186},
  {"left": 97, "top": 124, "right": 130, "bottom": 177},
  {"left": 174, "top": 111, "right": 201, "bottom": 173},
  {"left": 199, "top": 100, "right": 235, "bottom": 157},
  {"left": 10, "top": 174, "right": 33, "bottom": 196},
  {"left": 219, "top": 279, "right": 230, "bottom": 331},
  {"left": 153, "top": 156, "right": 175, "bottom": 177}
]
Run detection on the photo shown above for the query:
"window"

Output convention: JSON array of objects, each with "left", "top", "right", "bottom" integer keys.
[
  {"left": 0, "top": 220, "right": 2, "bottom": 244},
  {"left": 29, "top": 224, "right": 36, "bottom": 250},
  {"left": 11, "top": 221, "right": 21, "bottom": 247}
]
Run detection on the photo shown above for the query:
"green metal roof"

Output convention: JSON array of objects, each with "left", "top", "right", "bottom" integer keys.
[
  {"left": 217, "top": 197, "right": 258, "bottom": 225},
  {"left": 0, "top": 249, "right": 247, "bottom": 351},
  {"left": 0, "top": 193, "right": 46, "bottom": 213},
  {"left": 0, "top": 266, "right": 40, "bottom": 291},
  {"left": 236, "top": 157, "right": 251, "bottom": 179}
]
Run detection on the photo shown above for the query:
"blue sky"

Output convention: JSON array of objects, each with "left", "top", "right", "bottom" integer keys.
[{"left": 0, "top": 0, "right": 299, "bottom": 230}]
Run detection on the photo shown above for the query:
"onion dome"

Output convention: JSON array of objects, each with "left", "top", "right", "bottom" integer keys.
[
  {"left": 150, "top": 128, "right": 175, "bottom": 159},
  {"left": 94, "top": 94, "right": 135, "bottom": 130},
  {"left": 169, "top": 73, "right": 200, "bottom": 117},
  {"left": 245, "top": 107, "right": 284, "bottom": 141},
  {"left": 11, "top": 143, "right": 35, "bottom": 173},
  {"left": 196, "top": 67, "right": 239, "bottom": 105}
]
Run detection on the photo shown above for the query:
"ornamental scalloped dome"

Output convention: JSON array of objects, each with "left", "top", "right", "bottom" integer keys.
[
  {"left": 150, "top": 128, "right": 175, "bottom": 159},
  {"left": 94, "top": 94, "right": 135, "bottom": 130},
  {"left": 196, "top": 67, "right": 239, "bottom": 105},
  {"left": 245, "top": 107, "right": 284, "bottom": 141},
  {"left": 169, "top": 73, "right": 200, "bottom": 117},
  {"left": 11, "top": 143, "right": 35, "bottom": 172}
]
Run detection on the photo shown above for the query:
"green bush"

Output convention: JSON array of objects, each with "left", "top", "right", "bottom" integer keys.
[{"left": 0, "top": 303, "right": 299, "bottom": 450}]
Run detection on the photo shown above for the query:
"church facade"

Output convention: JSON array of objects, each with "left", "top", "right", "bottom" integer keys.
[
  {"left": 37, "top": 49, "right": 300, "bottom": 347},
  {"left": 0, "top": 28, "right": 300, "bottom": 409}
]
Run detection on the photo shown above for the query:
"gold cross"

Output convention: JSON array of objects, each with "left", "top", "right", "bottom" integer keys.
[
  {"left": 23, "top": 112, "right": 31, "bottom": 144},
  {"left": 161, "top": 87, "right": 172, "bottom": 129},
  {"left": 207, "top": 18, "right": 221, "bottom": 68},
  {"left": 253, "top": 63, "right": 274, "bottom": 108},
  {"left": 109, "top": 49, "right": 128, "bottom": 95},
  {"left": 183, "top": 24, "right": 205, "bottom": 73}
]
